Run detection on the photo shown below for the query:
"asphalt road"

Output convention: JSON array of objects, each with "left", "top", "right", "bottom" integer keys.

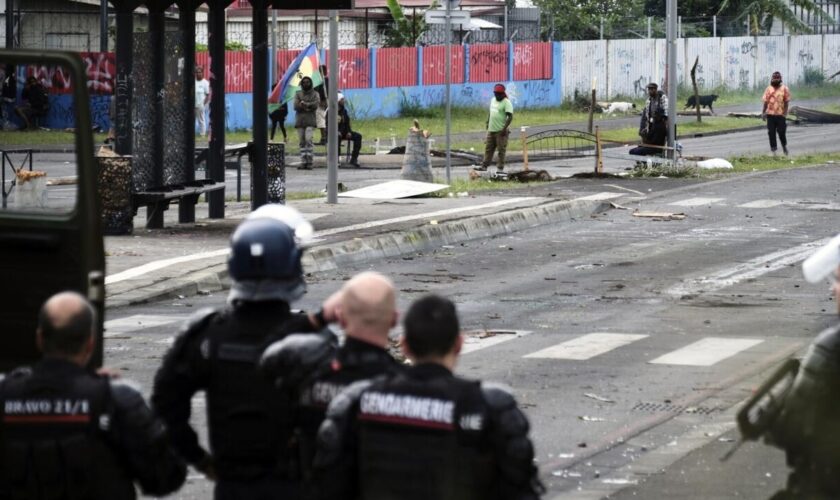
[{"left": 102, "top": 164, "right": 840, "bottom": 498}]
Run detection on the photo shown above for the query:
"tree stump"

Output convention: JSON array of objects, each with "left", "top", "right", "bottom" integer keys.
[{"left": 400, "top": 128, "right": 433, "bottom": 183}]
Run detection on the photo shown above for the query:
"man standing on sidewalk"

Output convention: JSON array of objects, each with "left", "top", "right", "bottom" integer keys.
[
  {"left": 479, "top": 83, "right": 513, "bottom": 175},
  {"left": 294, "top": 76, "right": 320, "bottom": 170},
  {"left": 195, "top": 66, "right": 210, "bottom": 139},
  {"left": 761, "top": 71, "right": 791, "bottom": 156}
]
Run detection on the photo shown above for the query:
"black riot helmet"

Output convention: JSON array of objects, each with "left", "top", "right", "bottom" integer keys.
[{"left": 227, "top": 217, "right": 306, "bottom": 303}]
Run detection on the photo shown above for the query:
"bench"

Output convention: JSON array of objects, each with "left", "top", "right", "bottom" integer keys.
[
  {"left": 195, "top": 142, "right": 251, "bottom": 201},
  {"left": 132, "top": 179, "right": 225, "bottom": 227}
]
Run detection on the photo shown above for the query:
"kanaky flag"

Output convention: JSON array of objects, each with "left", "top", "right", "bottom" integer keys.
[{"left": 270, "top": 43, "right": 323, "bottom": 105}]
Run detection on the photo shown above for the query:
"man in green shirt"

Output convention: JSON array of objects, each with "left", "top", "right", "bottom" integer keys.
[{"left": 478, "top": 83, "right": 514, "bottom": 174}]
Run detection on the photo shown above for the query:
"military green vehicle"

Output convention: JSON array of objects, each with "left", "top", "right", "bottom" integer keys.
[{"left": 0, "top": 50, "right": 104, "bottom": 370}]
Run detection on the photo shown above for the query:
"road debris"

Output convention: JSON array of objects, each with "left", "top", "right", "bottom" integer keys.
[
  {"left": 633, "top": 211, "right": 687, "bottom": 221},
  {"left": 584, "top": 393, "right": 615, "bottom": 403},
  {"left": 579, "top": 415, "right": 606, "bottom": 422}
]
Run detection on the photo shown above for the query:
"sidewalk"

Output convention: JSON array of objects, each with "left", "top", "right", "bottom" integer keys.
[{"left": 105, "top": 192, "right": 614, "bottom": 308}]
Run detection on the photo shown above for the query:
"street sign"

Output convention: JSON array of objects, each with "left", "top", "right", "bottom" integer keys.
[{"left": 424, "top": 9, "right": 471, "bottom": 26}]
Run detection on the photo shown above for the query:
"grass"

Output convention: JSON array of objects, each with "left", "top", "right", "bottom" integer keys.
[
  {"left": 725, "top": 152, "right": 840, "bottom": 173},
  {"left": 0, "top": 130, "right": 108, "bottom": 145},
  {"left": 424, "top": 176, "right": 546, "bottom": 197}
]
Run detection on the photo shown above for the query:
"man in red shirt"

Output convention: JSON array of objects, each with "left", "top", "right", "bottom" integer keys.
[{"left": 761, "top": 71, "right": 791, "bottom": 156}]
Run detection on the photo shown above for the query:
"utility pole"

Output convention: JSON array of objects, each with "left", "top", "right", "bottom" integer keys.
[
  {"left": 327, "top": 10, "right": 339, "bottom": 203},
  {"left": 666, "top": 0, "right": 677, "bottom": 159},
  {"left": 444, "top": 0, "right": 452, "bottom": 183},
  {"left": 100, "top": 0, "right": 109, "bottom": 51}
]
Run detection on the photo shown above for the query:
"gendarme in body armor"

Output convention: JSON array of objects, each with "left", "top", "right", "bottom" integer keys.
[
  {"left": 313, "top": 294, "right": 543, "bottom": 500},
  {"left": 152, "top": 208, "right": 318, "bottom": 500},
  {"left": 0, "top": 292, "right": 186, "bottom": 500},
  {"left": 261, "top": 272, "right": 402, "bottom": 499}
]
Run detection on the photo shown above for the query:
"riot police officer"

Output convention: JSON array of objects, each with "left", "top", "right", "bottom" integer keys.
[
  {"left": 260, "top": 271, "right": 402, "bottom": 498},
  {"left": 314, "top": 294, "right": 544, "bottom": 500},
  {"left": 0, "top": 291, "right": 186, "bottom": 499},
  {"left": 736, "top": 234, "right": 840, "bottom": 499},
  {"left": 152, "top": 210, "right": 319, "bottom": 500}
]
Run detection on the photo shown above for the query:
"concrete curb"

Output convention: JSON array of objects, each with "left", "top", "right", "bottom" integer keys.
[{"left": 106, "top": 197, "right": 609, "bottom": 307}]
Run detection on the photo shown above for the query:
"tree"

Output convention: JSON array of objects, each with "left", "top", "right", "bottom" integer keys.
[
  {"left": 383, "top": 0, "right": 433, "bottom": 47},
  {"left": 536, "top": 0, "right": 646, "bottom": 40},
  {"left": 716, "top": 0, "right": 834, "bottom": 34}
]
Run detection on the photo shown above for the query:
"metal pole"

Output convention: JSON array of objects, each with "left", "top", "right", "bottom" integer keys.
[
  {"left": 148, "top": 6, "right": 166, "bottom": 228},
  {"left": 444, "top": 0, "right": 452, "bottom": 183},
  {"left": 666, "top": 0, "right": 677, "bottom": 159},
  {"left": 327, "top": 10, "right": 339, "bottom": 203},
  {"left": 504, "top": 1, "right": 508, "bottom": 41},
  {"left": 100, "top": 0, "right": 109, "bottom": 51},
  {"left": 647, "top": 16, "right": 651, "bottom": 38},
  {"left": 252, "top": 2, "right": 268, "bottom": 209},
  {"left": 179, "top": 0, "right": 197, "bottom": 224},
  {"left": 713, "top": 15, "right": 716, "bottom": 38},
  {"left": 5, "top": 0, "right": 15, "bottom": 49},
  {"left": 114, "top": 3, "right": 134, "bottom": 155},
  {"left": 599, "top": 16, "right": 604, "bottom": 39},
  {"left": 271, "top": 8, "right": 277, "bottom": 82},
  {"left": 678, "top": 15, "right": 682, "bottom": 39},
  {"left": 208, "top": 2, "right": 226, "bottom": 219}
]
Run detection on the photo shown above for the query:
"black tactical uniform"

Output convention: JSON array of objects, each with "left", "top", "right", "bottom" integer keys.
[
  {"left": 314, "top": 363, "right": 543, "bottom": 500},
  {"left": 765, "top": 324, "right": 840, "bottom": 499},
  {"left": 152, "top": 214, "right": 317, "bottom": 500},
  {"left": 152, "top": 303, "right": 315, "bottom": 498},
  {"left": 261, "top": 332, "right": 400, "bottom": 497},
  {"left": 0, "top": 358, "right": 186, "bottom": 499}
]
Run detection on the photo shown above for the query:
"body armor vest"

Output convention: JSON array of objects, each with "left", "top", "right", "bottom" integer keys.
[
  {"left": 201, "top": 311, "right": 299, "bottom": 481},
  {"left": 769, "top": 324, "right": 840, "bottom": 495},
  {"left": 0, "top": 363, "right": 134, "bottom": 500},
  {"left": 356, "top": 369, "right": 495, "bottom": 500}
]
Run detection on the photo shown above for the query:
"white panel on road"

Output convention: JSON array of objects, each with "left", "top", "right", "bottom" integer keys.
[
  {"left": 462, "top": 330, "right": 531, "bottom": 355},
  {"left": 338, "top": 180, "right": 448, "bottom": 199},
  {"left": 668, "top": 197, "right": 724, "bottom": 207},
  {"left": 575, "top": 192, "right": 625, "bottom": 201},
  {"left": 523, "top": 333, "right": 648, "bottom": 360},
  {"left": 104, "top": 314, "right": 189, "bottom": 337},
  {"left": 738, "top": 199, "right": 785, "bottom": 208},
  {"left": 649, "top": 337, "right": 763, "bottom": 366}
]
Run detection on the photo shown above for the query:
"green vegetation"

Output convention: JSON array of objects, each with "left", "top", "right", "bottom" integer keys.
[
  {"left": 725, "top": 152, "right": 840, "bottom": 173},
  {"left": 425, "top": 177, "right": 545, "bottom": 197},
  {"left": 0, "top": 130, "right": 107, "bottom": 145}
]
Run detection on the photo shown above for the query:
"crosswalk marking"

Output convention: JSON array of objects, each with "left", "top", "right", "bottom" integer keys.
[
  {"left": 462, "top": 330, "right": 531, "bottom": 354},
  {"left": 738, "top": 199, "right": 785, "bottom": 208},
  {"left": 523, "top": 333, "right": 648, "bottom": 360},
  {"left": 649, "top": 337, "right": 763, "bottom": 366},
  {"left": 104, "top": 314, "right": 189, "bottom": 337},
  {"left": 668, "top": 197, "right": 724, "bottom": 207},
  {"left": 575, "top": 192, "right": 625, "bottom": 201}
]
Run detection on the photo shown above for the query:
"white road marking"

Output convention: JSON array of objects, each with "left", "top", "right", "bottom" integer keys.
[
  {"left": 668, "top": 197, "right": 724, "bottom": 207},
  {"left": 106, "top": 198, "right": 536, "bottom": 284},
  {"left": 574, "top": 192, "right": 625, "bottom": 201},
  {"left": 104, "top": 314, "right": 189, "bottom": 337},
  {"left": 462, "top": 330, "right": 531, "bottom": 354},
  {"left": 738, "top": 199, "right": 785, "bottom": 208},
  {"left": 649, "top": 337, "right": 763, "bottom": 366},
  {"left": 603, "top": 184, "right": 646, "bottom": 196},
  {"left": 524, "top": 333, "right": 648, "bottom": 360},
  {"left": 666, "top": 237, "right": 832, "bottom": 297}
]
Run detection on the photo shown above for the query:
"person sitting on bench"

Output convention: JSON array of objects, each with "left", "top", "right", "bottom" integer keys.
[
  {"left": 629, "top": 82, "right": 668, "bottom": 156},
  {"left": 337, "top": 93, "right": 362, "bottom": 168},
  {"left": 15, "top": 76, "right": 49, "bottom": 130}
]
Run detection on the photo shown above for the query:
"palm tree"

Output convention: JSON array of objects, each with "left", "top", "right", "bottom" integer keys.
[{"left": 718, "top": 0, "right": 834, "bottom": 34}]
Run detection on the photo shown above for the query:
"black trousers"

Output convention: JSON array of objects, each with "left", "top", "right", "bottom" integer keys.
[
  {"left": 346, "top": 131, "right": 362, "bottom": 161},
  {"left": 270, "top": 119, "right": 287, "bottom": 141},
  {"left": 767, "top": 115, "right": 787, "bottom": 151}
]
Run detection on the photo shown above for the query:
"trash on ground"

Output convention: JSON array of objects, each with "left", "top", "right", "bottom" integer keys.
[
  {"left": 633, "top": 211, "right": 686, "bottom": 221},
  {"left": 579, "top": 415, "right": 606, "bottom": 422},
  {"left": 696, "top": 158, "right": 733, "bottom": 169},
  {"left": 584, "top": 393, "right": 615, "bottom": 403}
]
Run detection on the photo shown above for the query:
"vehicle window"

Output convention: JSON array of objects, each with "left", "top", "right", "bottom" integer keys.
[{"left": 1, "top": 60, "right": 82, "bottom": 215}]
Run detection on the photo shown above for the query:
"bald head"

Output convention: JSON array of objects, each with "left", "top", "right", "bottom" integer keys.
[
  {"left": 37, "top": 291, "right": 96, "bottom": 357},
  {"left": 337, "top": 272, "right": 396, "bottom": 346}
]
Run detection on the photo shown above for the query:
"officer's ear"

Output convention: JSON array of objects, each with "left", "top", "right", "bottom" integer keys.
[
  {"left": 399, "top": 335, "right": 414, "bottom": 361},
  {"left": 452, "top": 334, "right": 464, "bottom": 357}
]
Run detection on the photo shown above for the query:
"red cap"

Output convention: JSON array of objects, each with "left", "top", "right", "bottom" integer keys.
[{"left": 493, "top": 84, "right": 506, "bottom": 93}]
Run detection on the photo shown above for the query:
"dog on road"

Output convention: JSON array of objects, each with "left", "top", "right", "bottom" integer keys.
[
  {"left": 604, "top": 102, "right": 636, "bottom": 116},
  {"left": 685, "top": 94, "right": 719, "bottom": 114}
]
